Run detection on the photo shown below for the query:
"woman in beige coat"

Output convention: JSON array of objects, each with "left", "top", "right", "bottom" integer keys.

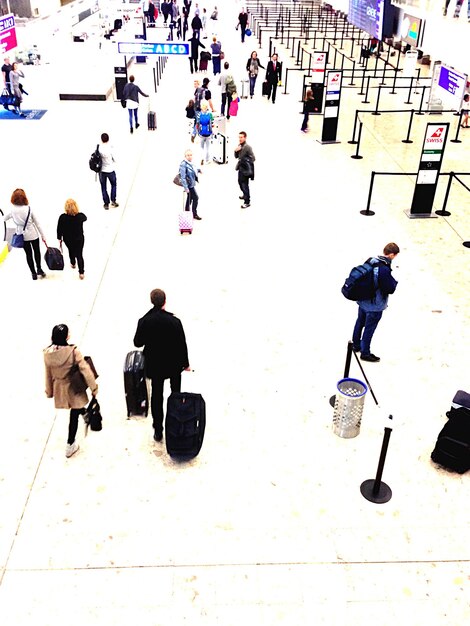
[{"left": 44, "top": 324, "right": 98, "bottom": 458}]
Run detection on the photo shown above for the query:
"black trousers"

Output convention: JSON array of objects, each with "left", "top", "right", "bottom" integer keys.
[
  {"left": 150, "top": 373, "right": 182, "bottom": 436},
  {"left": 238, "top": 172, "right": 250, "bottom": 203},
  {"left": 221, "top": 92, "right": 233, "bottom": 117},
  {"left": 185, "top": 186, "right": 199, "bottom": 216},
  {"left": 64, "top": 238, "right": 85, "bottom": 274},
  {"left": 189, "top": 57, "right": 199, "bottom": 73},
  {"left": 68, "top": 408, "right": 82, "bottom": 444},
  {"left": 267, "top": 81, "right": 278, "bottom": 103},
  {"left": 23, "top": 238, "right": 42, "bottom": 274}
]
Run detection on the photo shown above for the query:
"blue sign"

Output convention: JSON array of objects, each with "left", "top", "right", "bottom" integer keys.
[
  {"left": 438, "top": 67, "right": 466, "bottom": 97},
  {"left": 118, "top": 42, "right": 189, "bottom": 55},
  {"left": 348, "top": 0, "right": 384, "bottom": 39},
  {"left": 0, "top": 13, "right": 15, "bottom": 33}
]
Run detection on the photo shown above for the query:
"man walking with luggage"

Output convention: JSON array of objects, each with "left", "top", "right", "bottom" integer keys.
[
  {"left": 265, "top": 53, "right": 282, "bottom": 104},
  {"left": 351, "top": 242, "right": 400, "bottom": 362},
  {"left": 134, "top": 289, "right": 190, "bottom": 442},
  {"left": 98, "top": 133, "right": 119, "bottom": 210},
  {"left": 234, "top": 131, "right": 255, "bottom": 209}
]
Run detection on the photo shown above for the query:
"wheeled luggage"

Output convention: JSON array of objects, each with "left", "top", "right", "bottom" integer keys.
[
  {"left": 240, "top": 79, "right": 249, "bottom": 99},
  {"left": 211, "top": 132, "right": 228, "bottom": 164},
  {"left": 124, "top": 350, "right": 149, "bottom": 417},
  {"left": 165, "top": 392, "right": 206, "bottom": 460},
  {"left": 44, "top": 247, "right": 64, "bottom": 270},
  {"left": 262, "top": 80, "right": 270, "bottom": 97},
  {"left": 199, "top": 59, "right": 208, "bottom": 72},
  {"left": 179, "top": 207, "right": 193, "bottom": 234},
  {"left": 148, "top": 110, "right": 156, "bottom": 130}
]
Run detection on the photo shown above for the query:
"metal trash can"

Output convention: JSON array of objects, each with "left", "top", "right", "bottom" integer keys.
[{"left": 333, "top": 378, "right": 367, "bottom": 438}]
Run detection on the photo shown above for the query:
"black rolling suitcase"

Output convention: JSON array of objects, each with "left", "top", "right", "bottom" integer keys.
[
  {"left": 124, "top": 350, "right": 149, "bottom": 417},
  {"left": 211, "top": 133, "right": 227, "bottom": 164},
  {"left": 262, "top": 80, "right": 270, "bottom": 97},
  {"left": 165, "top": 392, "right": 206, "bottom": 460},
  {"left": 148, "top": 110, "right": 156, "bottom": 130},
  {"left": 44, "top": 246, "right": 64, "bottom": 270}
]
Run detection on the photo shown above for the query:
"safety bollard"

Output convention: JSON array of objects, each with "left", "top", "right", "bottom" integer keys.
[
  {"left": 435, "top": 173, "right": 454, "bottom": 216},
  {"left": 351, "top": 121, "right": 364, "bottom": 159},
  {"left": 450, "top": 111, "right": 464, "bottom": 144},
  {"left": 402, "top": 109, "right": 415, "bottom": 144},
  {"left": 360, "top": 423, "right": 393, "bottom": 504},
  {"left": 416, "top": 85, "right": 427, "bottom": 115},
  {"left": 360, "top": 171, "right": 376, "bottom": 215},
  {"left": 390, "top": 67, "right": 398, "bottom": 94},
  {"left": 361, "top": 76, "right": 371, "bottom": 104},
  {"left": 372, "top": 86, "right": 382, "bottom": 115}
]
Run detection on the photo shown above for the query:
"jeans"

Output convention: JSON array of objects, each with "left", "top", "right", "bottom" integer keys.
[
  {"left": 68, "top": 408, "right": 82, "bottom": 444},
  {"left": 238, "top": 172, "right": 250, "bottom": 203},
  {"left": 200, "top": 135, "right": 211, "bottom": 163},
  {"left": 241, "top": 25, "right": 247, "bottom": 42},
  {"left": 221, "top": 92, "right": 233, "bottom": 117},
  {"left": 301, "top": 112, "right": 309, "bottom": 130},
  {"left": 23, "top": 238, "right": 42, "bottom": 275},
  {"left": 249, "top": 75, "right": 257, "bottom": 96},
  {"left": 185, "top": 186, "right": 199, "bottom": 216},
  {"left": 212, "top": 57, "right": 221, "bottom": 74},
  {"left": 128, "top": 107, "right": 138, "bottom": 128},
  {"left": 64, "top": 237, "right": 85, "bottom": 274},
  {"left": 150, "top": 373, "right": 181, "bottom": 436},
  {"left": 99, "top": 171, "right": 117, "bottom": 205},
  {"left": 189, "top": 57, "right": 199, "bottom": 73},
  {"left": 352, "top": 307, "right": 383, "bottom": 355}
]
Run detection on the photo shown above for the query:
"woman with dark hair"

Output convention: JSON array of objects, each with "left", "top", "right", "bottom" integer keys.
[
  {"left": 9, "top": 62, "right": 25, "bottom": 116},
  {"left": 2, "top": 188, "right": 47, "bottom": 279},
  {"left": 301, "top": 88, "right": 316, "bottom": 133},
  {"left": 44, "top": 324, "right": 98, "bottom": 458},
  {"left": 57, "top": 198, "right": 87, "bottom": 279},
  {"left": 246, "top": 51, "right": 264, "bottom": 98}
]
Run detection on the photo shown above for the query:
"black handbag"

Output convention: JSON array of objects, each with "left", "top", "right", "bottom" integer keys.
[
  {"left": 83, "top": 397, "right": 103, "bottom": 433},
  {"left": 11, "top": 208, "right": 30, "bottom": 248}
]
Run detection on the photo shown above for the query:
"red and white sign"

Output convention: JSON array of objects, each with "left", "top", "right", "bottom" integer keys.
[
  {"left": 0, "top": 13, "right": 17, "bottom": 55},
  {"left": 311, "top": 51, "right": 326, "bottom": 84},
  {"left": 422, "top": 123, "right": 448, "bottom": 160}
]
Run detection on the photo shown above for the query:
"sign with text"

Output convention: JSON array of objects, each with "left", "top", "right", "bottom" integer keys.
[
  {"left": 408, "top": 123, "right": 449, "bottom": 217},
  {"left": 0, "top": 14, "right": 17, "bottom": 55},
  {"left": 428, "top": 62, "right": 468, "bottom": 114},
  {"left": 321, "top": 71, "right": 343, "bottom": 144},
  {"left": 348, "top": 0, "right": 384, "bottom": 39},
  {"left": 310, "top": 51, "right": 327, "bottom": 84},
  {"left": 118, "top": 42, "right": 189, "bottom": 55}
]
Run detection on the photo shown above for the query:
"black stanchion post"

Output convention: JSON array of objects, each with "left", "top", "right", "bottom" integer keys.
[
  {"left": 359, "top": 68, "right": 366, "bottom": 95},
  {"left": 362, "top": 76, "right": 371, "bottom": 104},
  {"left": 350, "top": 35, "right": 354, "bottom": 59},
  {"left": 329, "top": 341, "right": 354, "bottom": 407},
  {"left": 450, "top": 111, "right": 464, "bottom": 143},
  {"left": 296, "top": 40, "right": 301, "bottom": 66},
  {"left": 348, "top": 110, "right": 359, "bottom": 144},
  {"left": 373, "top": 51, "right": 379, "bottom": 78},
  {"left": 405, "top": 77, "right": 414, "bottom": 104},
  {"left": 402, "top": 109, "right": 415, "bottom": 143},
  {"left": 416, "top": 85, "right": 426, "bottom": 115},
  {"left": 351, "top": 121, "right": 364, "bottom": 159},
  {"left": 435, "top": 172, "right": 454, "bottom": 216},
  {"left": 390, "top": 67, "right": 398, "bottom": 94},
  {"left": 360, "top": 424, "right": 393, "bottom": 504},
  {"left": 360, "top": 171, "right": 376, "bottom": 216},
  {"left": 380, "top": 60, "right": 387, "bottom": 86},
  {"left": 283, "top": 68, "right": 289, "bottom": 95},
  {"left": 153, "top": 67, "right": 157, "bottom": 92},
  {"left": 372, "top": 86, "right": 382, "bottom": 115},
  {"left": 349, "top": 60, "right": 356, "bottom": 86}
]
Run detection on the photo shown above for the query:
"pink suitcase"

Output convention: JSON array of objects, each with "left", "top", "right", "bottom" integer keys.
[{"left": 179, "top": 208, "right": 193, "bottom": 235}]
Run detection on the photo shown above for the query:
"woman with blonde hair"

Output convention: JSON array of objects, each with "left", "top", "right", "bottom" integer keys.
[{"left": 57, "top": 198, "right": 87, "bottom": 279}]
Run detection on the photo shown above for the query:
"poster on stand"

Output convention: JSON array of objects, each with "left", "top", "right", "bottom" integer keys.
[{"left": 320, "top": 70, "right": 343, "bottom": 144}]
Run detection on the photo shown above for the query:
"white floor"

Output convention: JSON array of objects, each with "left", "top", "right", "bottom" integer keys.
[{"left": 0, "top": 3, "right": 469, "bottom": 624}]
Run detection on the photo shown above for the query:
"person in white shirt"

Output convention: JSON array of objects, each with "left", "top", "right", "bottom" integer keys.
[{"left": 98, "top": 133, "right": 119, "bottom": 210}]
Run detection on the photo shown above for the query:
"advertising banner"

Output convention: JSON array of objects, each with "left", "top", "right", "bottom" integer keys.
[
  {"left": 408, "top": 123, "right": 449, "bottom": 217},
  {"left": 310, "top": 51, "right": 327, "bottom": 84},
  {"left": 320, "top": 71, "right": 343, "bottom": 144},
  {"left": 348, "top": 0, "right": 384, "bottom": 38},
  {"left": 0, "top": 14, "right": 17, "bottom": 55},
  {"left": 400, "top": 13, "right": 422, "bottom": 47}
]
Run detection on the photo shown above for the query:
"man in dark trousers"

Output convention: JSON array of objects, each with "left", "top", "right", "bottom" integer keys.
[
  {"left": 265, "top": 53, "right": 282, "bottom": 103},
  {"left": 234, "top": 131, "right": 256, "bottom": 209},
  {"left": 238, "top": 8, "right": 249, "bottom": 42},
  {"left": 352, "top": 242, "right": 400, "bottom": 362},
  {"left": 188, "top": 32, "right": 205, "bottom": 73},
  {"left": 134, "top": 289, "right": 190, "bottom": 442},
  {"left": 1, "top": 56, "right": 13, "bottom": 110},
  {"left": 191, "top": 12, "right": 203, "bottom": 39}
]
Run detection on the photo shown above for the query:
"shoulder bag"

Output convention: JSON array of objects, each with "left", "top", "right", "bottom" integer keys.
[
  {"left": 11, "top": 207, "right": 31, "bottom": 248},
  {"left": 69, "top": 351, "right": 99, "bottom": 394}
]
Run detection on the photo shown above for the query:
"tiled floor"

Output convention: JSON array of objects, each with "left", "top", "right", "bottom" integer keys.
[{"left": 0, "top": 2, "right": 469, "bottom": 624}]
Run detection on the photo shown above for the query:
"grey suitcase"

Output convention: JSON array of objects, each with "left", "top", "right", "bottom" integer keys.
[
  {"left": 240, "top": 79, "right": 249, "bottom": 99},
  {"left": 211, "top": 132, "right": 228, "bottom": 164}
]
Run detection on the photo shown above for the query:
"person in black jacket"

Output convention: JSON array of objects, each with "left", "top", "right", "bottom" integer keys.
[
  {"left": 238, "top": 8, "right": 249, "bottom": 42},
  {"left": 188, "top": 33, "right": 205, "bottom": 73},
  {"left": 134, "top": 289, "right": 190, "bottom": 442},
  {"left": 191, "top": 13, "right": 202, "bottom": 39},
  {"left": 234, "top": 131, "right": 256, "bottom": 209},
  {"left": 57, "top": 198, "right": 87, "bottom": 279},
  {"left": 301, "top": 88, "right": 317, "bottom": 132},
  {"left": 265, "top": 53, "right": 282, "bottom": 103},
  {"left": 352, "top": 242, "right": 400, "bottom": 362}
]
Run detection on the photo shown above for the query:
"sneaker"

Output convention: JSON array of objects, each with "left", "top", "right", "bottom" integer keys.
[
  {"left": 103, "top": 204, "right": 109, "bottom": 210},
  {"left": 239, "top": 195, "right": 245, "bottom": 199},
  {"left": 65, "top": 441, "right": 80, "bottom": 458},
  {"left": 37, "top": 270, "right": 46, "bottom": 278},
  {"left": 300, "top": 129, "right": 308, "bottom": 133},
  {"left": 153, "top": 431, "right": 163, "bottom": 443},
  {"left": 241, "top": 203, "right": 251, "bottom": 209},
  {"left": 111, "top": 201, "right": 119, "bottom": 207},
  {"left": 360, "top": 353, "right": 380, "bottom": 363}
]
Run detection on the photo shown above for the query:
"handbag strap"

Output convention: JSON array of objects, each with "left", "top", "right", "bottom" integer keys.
[{"left": 21, "top": 207, "right": 31, "bottom": 233}]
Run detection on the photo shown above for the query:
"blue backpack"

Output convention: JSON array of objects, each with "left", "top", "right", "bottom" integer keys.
[
  {"left": 341, "top": 258, "right": 382, "bottom": 301},
  {"left": 198, "top": 111, "right": 212, "bottom": 137}
]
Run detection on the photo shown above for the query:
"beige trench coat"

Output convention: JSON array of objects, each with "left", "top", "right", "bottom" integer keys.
[{"left": 44, "top": 345, "right": 98, "bottom": 409}]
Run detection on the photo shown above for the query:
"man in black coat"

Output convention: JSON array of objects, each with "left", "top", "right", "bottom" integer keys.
[
  {"left": 265, "top": 53, "right": 282, "bottom": 103},
  {"left": 191, "top": 13, "right": 203, "bottom": 39},
  {"left": 188, "top": 33, "right": 205, "bottom": 73},
  {"left": 134, "top": 289, "right": 190, "bottom": 441}
]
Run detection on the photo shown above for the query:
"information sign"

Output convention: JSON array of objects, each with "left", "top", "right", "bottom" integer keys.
[
  {"left": 118, "top": 42, "right": 189, "bottom": 55},
  {"left": 0, "top": 14, "right": 17, "bottom": 55},
  {"left": 320, "top": 71, "right": 343, "bottom": 144}
]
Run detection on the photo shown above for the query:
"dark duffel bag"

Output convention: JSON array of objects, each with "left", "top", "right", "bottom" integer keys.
[
  {"left": 165, "top": 392, "right": 206, "bottom": 460},
  {"left": 44, "top": 247, "right": 64, "bottom": 270},
  {"left": 431, "top": 406, "right": 470, "bottom": 474},
  {"left": 124, "top": 350, "right": 148, "bottom": 417}
]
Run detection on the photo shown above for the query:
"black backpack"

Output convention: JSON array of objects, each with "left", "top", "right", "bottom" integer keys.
[
  {"left": 89, "top": 144, "right": 102, "bottom": 173},
  {"left": 431, "top": 407, "right": 470, "bottom": 474},
  {"left": 341, "top": 257, "right": 382, "bottom": 301}
]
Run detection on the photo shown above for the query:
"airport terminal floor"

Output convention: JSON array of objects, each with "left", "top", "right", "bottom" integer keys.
[{"left": 0, "top": 1, "right": 469, "bottom": 624}]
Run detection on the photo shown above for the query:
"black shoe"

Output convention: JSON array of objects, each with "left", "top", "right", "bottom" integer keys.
[
  {"left": 360, "top": 353, "right": 380, "bottom": 362},
  {"left": 37, "top": 270, "right": 46, "bottom": 278},
  {"left": 136, "top": 123, "right": 140, "bottom": 129},
  {"left": 153, "top": 432, "right": 163, "bottom": 442},
  {"left": 31, "top": 273, "right": 37, "bottom": 280},
  {"left": 239, "top": 195, "right": 245, "bottom": 199},
  {"left": 352, "top": 345, "right": 360, "bottom": 352},
  {"left": 241, "top": 203, "right": 250, "bottom": 209},
  {"left": 130, "top": 127, "right": 133, "bottom": 134},
  {"left": 194, "top": 215, "right": 202, "bottom": 220}
]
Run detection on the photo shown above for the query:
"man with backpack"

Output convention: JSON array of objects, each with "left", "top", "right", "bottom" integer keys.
[
  {"left": 98, "top": 133, "right": 119, "bottom": 210},
  {"left": 350, "top": 242, "right": 400, "bottom": 362},
  {"left": 197, "top": 100, "right": 213, "bottom": 165},
  {"left": 219, "top": 65, "right": 237, "bottom": 119}
]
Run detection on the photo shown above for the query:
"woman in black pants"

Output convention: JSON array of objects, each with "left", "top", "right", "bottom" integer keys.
[
  {"left": 57, "top": 198, "right": 87, "bottom": 279},
  {"left": 44, "top": 324, "right": 98, "bottom": 458},
  {"left": 2, "top": 188, "right": 47, "bottom": 279}
]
